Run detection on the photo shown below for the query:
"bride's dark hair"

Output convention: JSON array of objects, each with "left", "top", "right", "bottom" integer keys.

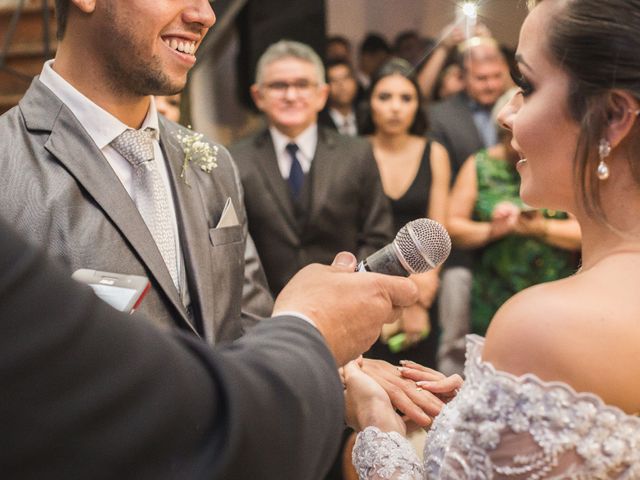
[{"left": 532, "top": 0, "right": 640, "bottom": 221}]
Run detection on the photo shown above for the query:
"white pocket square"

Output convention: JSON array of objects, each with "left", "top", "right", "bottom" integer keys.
[{"left": 215, "top": 197, "right": 240, "bottom": 228}]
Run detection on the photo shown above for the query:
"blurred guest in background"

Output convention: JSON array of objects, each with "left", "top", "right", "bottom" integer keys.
[
  {"left": 230, "top": 40, "right": 394, "bottom": 297},
  {"left": 432, "top": 63, "right": 465, "bottom": 101},
  {"left": 429, "top": 36, "right": 510, "bottom": 375},
  {"left": 325, "top": 35, "right": 353, "bottom": 63},
  {"left": 416, "top": 22, "right": 492, "bottom": 101},
  {"left": 356, "top": 33, "right": 391, "bottom": 91},
  {"left": 361, "top": 58, "right": 450, "bottom": 368},
  {"left": 319, "top": 58, "right": 362, "bottom": 136},
  {"left": 393, "top": 30, "right": 432, "bottom": 67},
  {"left": 155, "top": 93, "right": 182, "bottom": 123},
  {"left": 430, "top": 36, "right": 509, "bottom": 177}
]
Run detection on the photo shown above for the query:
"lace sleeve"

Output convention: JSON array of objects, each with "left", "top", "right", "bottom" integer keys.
[
  {"left": 352, "top": 427, "right": 423, "bottom": 480},
  {"left": 421, "top": 335, "right": 640, "bottom": 479}
]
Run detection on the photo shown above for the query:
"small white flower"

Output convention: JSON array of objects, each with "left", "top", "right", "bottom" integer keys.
[{"left": 175, "top": 128, "right": 218, "bottom": 184}]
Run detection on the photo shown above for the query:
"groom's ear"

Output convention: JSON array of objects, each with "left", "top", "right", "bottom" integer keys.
[{"left": 69, "top": 0, "right": 96, "bottom": 14}]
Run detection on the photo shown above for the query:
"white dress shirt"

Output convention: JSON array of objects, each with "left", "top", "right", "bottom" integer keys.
[
  {"left": 38, "top": 60, "right": 183, "bottom": 283},
  {"left": 269, "top": 124, "right": 318, "bottom": 179}
]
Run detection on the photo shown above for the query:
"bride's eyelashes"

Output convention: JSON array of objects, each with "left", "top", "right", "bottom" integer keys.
[{"left": 510, "top": 70, "right": 534, "bottom": 97}]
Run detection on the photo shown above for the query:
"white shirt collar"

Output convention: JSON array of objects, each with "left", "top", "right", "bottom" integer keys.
[
  {"left": 39, "top": 60, "right": 159, "bottom": 150},
  {"left": 329, "top": 108, "right": 355, "bottom": 124},
  {"left": 269, "top": 123, "right": 318, "bottom": 161},
  {"left": 328, "top": 108, "right": 357, "bottom": 135}
]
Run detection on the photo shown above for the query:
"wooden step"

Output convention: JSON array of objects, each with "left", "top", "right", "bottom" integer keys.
[
  {"left": 1, "top": 54, "right": 47, "bottom": 94},
  {"left": 0, "top": 1, "right": 56, "bottom": 112},
  {"left": 0, "top": 0, "right": 56, "bottom": 47}
]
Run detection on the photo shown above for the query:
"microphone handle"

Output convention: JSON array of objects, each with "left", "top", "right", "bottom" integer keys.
[{"left": 356, "top": 243, "right": 410, "bottom": 277}]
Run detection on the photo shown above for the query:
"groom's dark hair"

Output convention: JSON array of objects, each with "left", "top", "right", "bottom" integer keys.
[{"left": 55, "top": 0, "right": 70, "bottom": 40}]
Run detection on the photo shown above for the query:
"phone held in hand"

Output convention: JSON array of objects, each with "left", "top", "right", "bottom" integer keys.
[{"left": 72, "top": 269, "right": 150, "bottom": 314}]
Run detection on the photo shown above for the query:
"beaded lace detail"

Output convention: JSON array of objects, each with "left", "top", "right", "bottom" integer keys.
[
  {"left": 353, "top": 335, "right": 640, "bottom": 479},
  {"left": 353, "top": 427, "right": 423, "bottom": 479}
]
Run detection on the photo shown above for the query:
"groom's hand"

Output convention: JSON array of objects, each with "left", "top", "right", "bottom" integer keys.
[{"left": 273, "top": 252, "right": 418, "bottom": 366}]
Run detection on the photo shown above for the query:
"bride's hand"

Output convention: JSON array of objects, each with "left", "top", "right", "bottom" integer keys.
[
  {"left": 344, "top": 359, "right": 406, "bottom": 434},
  {"left": 399, "top": 360, "right": 464, "bottom": 403}
]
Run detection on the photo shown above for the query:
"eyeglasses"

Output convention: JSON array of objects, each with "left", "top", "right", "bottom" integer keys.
[{"left": 262, "top": 80, "right": 319, "bottom": 98}]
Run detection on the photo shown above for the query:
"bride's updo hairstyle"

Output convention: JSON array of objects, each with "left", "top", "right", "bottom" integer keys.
[{"left": 529, "top": 0, "right": 640, "bottom": 221}]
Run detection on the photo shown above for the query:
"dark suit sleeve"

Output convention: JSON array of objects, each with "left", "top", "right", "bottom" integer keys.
[
  {"left": 0, "top": 218, "right": 343, "bottom": 480},
  {"left": 356, "top": 140, "right": 395, "bottom": 259}
]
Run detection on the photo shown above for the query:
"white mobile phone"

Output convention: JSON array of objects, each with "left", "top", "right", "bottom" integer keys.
[{"left": 72, "top": 269, "right": 150, "bottom": 314}]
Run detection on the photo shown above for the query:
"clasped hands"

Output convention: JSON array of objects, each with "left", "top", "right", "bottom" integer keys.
[
  {"left": 343, "top": 357, "right": 463, "bottom": 434},
  {"left": 489, "top": 201, "right": 548, "bottom": 241},
  {"left": 273, "top": 251, "right": 463, "bottom": 434}
]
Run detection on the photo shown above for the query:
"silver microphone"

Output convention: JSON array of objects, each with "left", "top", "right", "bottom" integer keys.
[{"left": 357, "top": 219, "right": 451, "bottom": 276}]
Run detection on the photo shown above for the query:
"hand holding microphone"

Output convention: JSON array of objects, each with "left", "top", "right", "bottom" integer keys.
[{"left": 358, "top": 218, "right": 452, "bottom": 353}]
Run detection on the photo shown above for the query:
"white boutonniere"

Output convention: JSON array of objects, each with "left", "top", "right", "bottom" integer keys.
[{"left": 176, "top": 128, "right": 218, "bottom": 185}]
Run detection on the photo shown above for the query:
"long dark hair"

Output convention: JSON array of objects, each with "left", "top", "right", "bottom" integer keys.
[
  {"left": 532, "top": 0, "right": 640, "bottom": 221},
  {"left": 359, "top": 57, "right": 429, "bottom": 136}
]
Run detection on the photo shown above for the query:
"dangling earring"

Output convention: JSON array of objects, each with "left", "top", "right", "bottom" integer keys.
[{"left": 597, "top": 138, "right": 611, "bottom": 181}]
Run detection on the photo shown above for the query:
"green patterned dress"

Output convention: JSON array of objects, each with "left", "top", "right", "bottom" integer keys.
[{"left": 471, "top": 149, "right": 578, "bottom": 335}]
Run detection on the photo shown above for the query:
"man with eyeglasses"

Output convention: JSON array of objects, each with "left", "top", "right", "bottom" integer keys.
[{"left": 230, "top": 40, "right": 394, "bottom": 297}]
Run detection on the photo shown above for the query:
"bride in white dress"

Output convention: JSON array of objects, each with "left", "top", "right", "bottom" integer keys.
[{"left": 344, "top": 0, "right": 640, "bottom": 477}]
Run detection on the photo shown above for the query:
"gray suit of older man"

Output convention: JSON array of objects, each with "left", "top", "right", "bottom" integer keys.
[{"left": 0, "top": 79, "right": 273, "bottom": 344}]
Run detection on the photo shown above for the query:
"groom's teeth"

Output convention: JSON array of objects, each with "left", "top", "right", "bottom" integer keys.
[{"left": 164, "top": 38, "right": 196, "bottom": 55}]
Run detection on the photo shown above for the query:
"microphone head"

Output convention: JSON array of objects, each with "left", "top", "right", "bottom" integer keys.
[{"left": 393, "top": 219, "right": 451, "bottom": 273}]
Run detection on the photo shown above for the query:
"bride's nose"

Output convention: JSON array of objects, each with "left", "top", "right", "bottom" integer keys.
[{"left": 497, "top": 91, "right": 522, "bottom": 132}]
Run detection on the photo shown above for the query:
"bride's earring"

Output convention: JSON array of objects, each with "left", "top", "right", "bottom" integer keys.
[{"left": 597, "top": 138, "right": 611, "bottom": 181}]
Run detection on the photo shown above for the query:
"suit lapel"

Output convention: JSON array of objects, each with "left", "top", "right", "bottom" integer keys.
[
  {"left": 307, "top": 129, "right": 337, "bottom": 225},
  {"left": 22, "top": 80, "right": 194, "bottom": 333},
  {"left": 159, "top": 118, "right": 215, "bottom": 339},
  {"left": 253, "top": 131, "right": 298, "bottom": 229}
]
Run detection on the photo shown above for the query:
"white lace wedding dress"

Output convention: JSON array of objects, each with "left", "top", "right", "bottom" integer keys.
[{"left": 353, "top": 335, "right": 640, "bottom": 479}]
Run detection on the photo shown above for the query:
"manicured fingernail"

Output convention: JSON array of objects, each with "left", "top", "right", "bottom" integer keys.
[{"left": 332, "top": 252, "right": 354, "bottom": 267}]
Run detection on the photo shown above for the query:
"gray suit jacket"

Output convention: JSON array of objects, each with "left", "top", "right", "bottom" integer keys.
[
  {"left": 429, "top": 92, "right": 485, "bottom": 180},
  {"left": 0, "top": 79, "right": 273, "bottom": 344},
  {"left": 231, "top": 126, "right": 394, "bottom": 295}
]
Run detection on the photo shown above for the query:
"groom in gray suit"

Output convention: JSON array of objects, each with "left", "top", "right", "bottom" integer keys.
[{"left": 0, "top": 0, "right": 272, "bottom": 344}]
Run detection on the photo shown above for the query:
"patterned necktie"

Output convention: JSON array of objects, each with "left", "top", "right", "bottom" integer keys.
[
  {"left": 285, "top": 142, "right": 304, "bottom": 199},
  {"left": 111, "top": 128, "right": 179, "bottom": 290},
  {"left": 340, "top": 116, "right": 355, "bottom": 136}
]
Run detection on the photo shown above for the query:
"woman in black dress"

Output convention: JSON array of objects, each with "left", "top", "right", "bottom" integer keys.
[{"left": 361, "top": 58, "right": 451, "bottom": 367}]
